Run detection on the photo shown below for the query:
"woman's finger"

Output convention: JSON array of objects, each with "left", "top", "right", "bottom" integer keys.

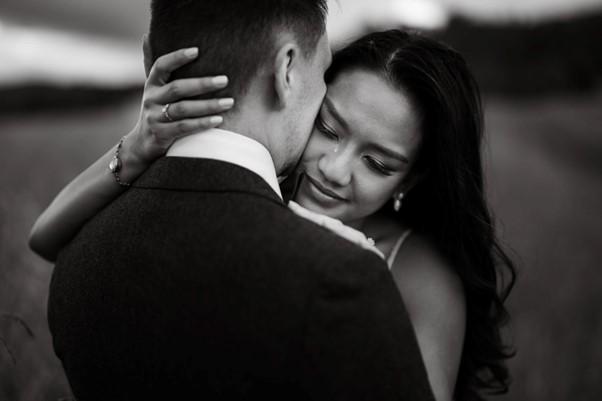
[
  {"left": 288, "top": 201, "right": 317, "bottom": 221},
  {"left": 162, "top": 115, "right": 225, "bottom": 137},
  {"left": 142, "top": 34, "right": 153, "bottom": 77},
  {"left": 364, "top": 243, "right": 385, "bottom": 259},
  {"left": 157, "top": 98, "right": 234, "bottom": 121},
  {"left": 146, "top": 47, "right": 199, "bottom": 86},
  {"left": 288, "top": 201, "right": 384, "bottom": 259},
  {"left": 156, "top": 76, "right": 229, "bottom": 103}
]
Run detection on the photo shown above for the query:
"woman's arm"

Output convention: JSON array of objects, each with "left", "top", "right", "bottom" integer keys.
[
  {"left": 390, "top": 234, "right": 466, "bottom": 401},
  {"left": 29, "top": 46, "right": 234, "bottom": 262}
]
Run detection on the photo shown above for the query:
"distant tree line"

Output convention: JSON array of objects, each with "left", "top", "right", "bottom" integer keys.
[
  {"left": 2, "top": 12, "right": 602, "bottom": 112},
  {"left": 434, "top": 12, "right": 602, "bottom": 95}
]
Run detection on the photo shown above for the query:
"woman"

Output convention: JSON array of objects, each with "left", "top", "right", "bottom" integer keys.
[{"left": 30, "top": 30, "right": 515, "bottom": 401}]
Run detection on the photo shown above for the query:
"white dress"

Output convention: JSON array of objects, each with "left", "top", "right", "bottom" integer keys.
[{"left": 386, "top": 229, "right": 412, "bottom": 270}]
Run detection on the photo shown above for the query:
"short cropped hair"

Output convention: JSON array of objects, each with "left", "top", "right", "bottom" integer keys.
[{"left": 149, "top": 0, "right": 328, "bottom": 98}]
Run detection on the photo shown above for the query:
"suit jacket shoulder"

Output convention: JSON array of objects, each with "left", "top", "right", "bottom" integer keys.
[{"left": 50, "top": 157, "right": 434, "bottom": 400}]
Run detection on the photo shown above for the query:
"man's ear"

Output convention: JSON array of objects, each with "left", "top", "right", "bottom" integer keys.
[
  {"left": 142, "top": 34, "right": 153, "bottom": 78},
  {"left": 273, "top": 42, "right": 300, "bottom": 109}
]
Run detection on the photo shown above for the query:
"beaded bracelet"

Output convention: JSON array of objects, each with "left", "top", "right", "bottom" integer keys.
[{"left": 108, "top": 136, "right": 132, "bottom": 187}]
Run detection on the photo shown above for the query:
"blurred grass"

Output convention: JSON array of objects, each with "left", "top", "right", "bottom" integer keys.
[
  {"left": 0, "top": 94, "right": 140, "bottom": 400},
  {"left": 486, "top": 91, "right": 602, "bottom": 400},
  {"left": 1, "top": 89, "right": 601, "bottom": 400}
]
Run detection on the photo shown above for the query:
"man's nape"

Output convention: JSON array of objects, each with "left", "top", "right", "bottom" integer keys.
[{"left": 148, "top": 0, "right": 330, "bottom": 176}]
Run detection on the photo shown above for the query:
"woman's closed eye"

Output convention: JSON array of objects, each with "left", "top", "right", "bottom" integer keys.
[
  {"left": 364, "top": 156, "right": 395, "bottom": 176},
  {"left": 315, "top": 117, "right": 339, "bottom": 141}
]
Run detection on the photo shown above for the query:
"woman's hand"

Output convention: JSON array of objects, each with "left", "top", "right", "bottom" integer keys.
[
  {"left": 29, "top": 45, "right": 236, "bottom": 262},
  {"left": 288, "top": 201, "right": 385, "bottom": 259},
  {"left": 125, "top": 45, "right": 235, "bottom": 166}
]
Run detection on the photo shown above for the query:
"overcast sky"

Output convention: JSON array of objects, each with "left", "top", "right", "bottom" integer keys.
[
  {"left": 439, "top": 0, "right": 602, "bottom": 21},
  {"left": 1, "top": 0, "right": 601, "bottom": 41},
  {"left": 1, "top": 0, "right": 601, "bottom": 87}
]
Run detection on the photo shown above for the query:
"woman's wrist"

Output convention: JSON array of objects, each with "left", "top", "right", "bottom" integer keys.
[{"left": 112, "top": 130, "right": 154, "bottom": 184}]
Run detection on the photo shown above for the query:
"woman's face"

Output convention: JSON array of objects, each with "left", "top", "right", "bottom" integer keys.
[{"left": 295, "top": 68, "right": 423, "bottom": 224}]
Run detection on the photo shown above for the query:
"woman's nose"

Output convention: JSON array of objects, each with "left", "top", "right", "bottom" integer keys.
[{"left": 317, "top": 149, "right": 352, "bottom": 187}]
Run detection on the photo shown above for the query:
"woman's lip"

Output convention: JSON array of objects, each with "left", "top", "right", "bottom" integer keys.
[{"left": 305, "top": 175, "right": 347, "bottom": 201}]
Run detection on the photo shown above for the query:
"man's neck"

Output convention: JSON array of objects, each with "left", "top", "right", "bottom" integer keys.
[
  {"left": 220, "top": 121, "right": 266, "bottom": 150},
  {"left": 219, "top": 111, "right": 284, "bottom": 176},
  {"left": 166, "top": 128, "right": 283, "bottom": 199}
]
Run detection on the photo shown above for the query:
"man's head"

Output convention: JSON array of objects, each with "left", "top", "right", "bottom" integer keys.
[{"left": 149, "top": 0, "right": 331, "bottom": 175}]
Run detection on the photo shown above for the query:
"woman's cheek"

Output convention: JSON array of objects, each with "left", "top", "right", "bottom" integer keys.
[
  {"left": 356, "top": 176, "right": 395, "bottom": 211},
  {"left": 354, "top": 175, "right": 377, "bottom": 208},
  {"left": 301, "top": 133, "right": 325, "bottom": 165}
]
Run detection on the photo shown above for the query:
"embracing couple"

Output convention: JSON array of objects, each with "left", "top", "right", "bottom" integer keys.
[{"left": 30, "top": 0, "right": 516, "bottom": 400}]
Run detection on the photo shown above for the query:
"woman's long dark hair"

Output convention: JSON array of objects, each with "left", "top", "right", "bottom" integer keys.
[{"left": 326, "top": 30, "right": 517, "bottom": 400}]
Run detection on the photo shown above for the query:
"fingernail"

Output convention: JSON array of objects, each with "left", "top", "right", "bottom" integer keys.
[
  {"left": 210, "top": 116, "right": 223, "bottom": 124},
  {"left": 213, "top": 76, "right": 228, "bottom": 87},
  {"left": 218, "top": 98, "right": 234, "bottom": 108},
  {"left": 185, "top": 47, "right": 198, "bottom": 57}
]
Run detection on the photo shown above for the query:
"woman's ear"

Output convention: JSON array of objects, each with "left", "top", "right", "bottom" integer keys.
[
  {"left": 273, "top": 42, "right": 300, "bottom": 109},
  {"left": 398, "top": 169, "right": 429, "bottom": 197},
  {"left": 142, "top": 34, "right": 153, "bottom": 78}
]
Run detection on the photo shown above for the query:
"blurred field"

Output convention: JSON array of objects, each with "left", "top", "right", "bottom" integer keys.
[{"left": 1, "top": 88, "right": 601, "bottom": 400}]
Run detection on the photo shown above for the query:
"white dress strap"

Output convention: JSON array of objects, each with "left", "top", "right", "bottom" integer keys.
[{"left": 386, "top": 229, "right": 413, "bottom": 270}]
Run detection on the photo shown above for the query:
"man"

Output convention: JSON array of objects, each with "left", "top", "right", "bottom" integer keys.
[{"left": 48, "top": 1, "right": 434, "bottom": 399}]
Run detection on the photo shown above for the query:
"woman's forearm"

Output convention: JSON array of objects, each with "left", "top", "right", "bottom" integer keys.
[
  {"left": 29, "top": 45, "right": 234, "bottom": 262},
  {"left": 29, "top": 133, "right": 149, "bottom": 262}
]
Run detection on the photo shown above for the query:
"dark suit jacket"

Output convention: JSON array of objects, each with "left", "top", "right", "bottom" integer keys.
[{"left": 49, "top": 157, "right": 434, "bottom": 401}]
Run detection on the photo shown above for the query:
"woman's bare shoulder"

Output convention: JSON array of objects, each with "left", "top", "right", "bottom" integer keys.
[
  {"left": 362, "top": 212, "right": 410, "bottom": 258},
  {"left": 390, "top": 233, "right": 466, "bottom": 400},
  {"left": 392, "top": 233, "right": 464, "bottom": 309}
]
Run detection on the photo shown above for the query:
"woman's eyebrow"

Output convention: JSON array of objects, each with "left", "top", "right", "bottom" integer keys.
[
  {"left": 371, "top": 144, "right": 409, "bottom": 164},
  {"left": 324, "top": 96, "right": 409, "bottom": 164},
  {"left": 323, "top": 97, "right": 348, "bottom": 130}
]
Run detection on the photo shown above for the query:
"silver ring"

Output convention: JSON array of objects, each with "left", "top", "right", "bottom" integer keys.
[{"left": 162, "top": 103, "right": 174, "bottom": 122}]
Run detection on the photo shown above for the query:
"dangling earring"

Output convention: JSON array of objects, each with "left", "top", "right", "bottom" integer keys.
[{"left": 393, "top": 192, "right": 404, "bottom": 212}]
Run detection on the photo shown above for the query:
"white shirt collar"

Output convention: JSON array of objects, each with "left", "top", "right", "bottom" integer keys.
[{"left": 165, "top": 128, "right": 282, "bottom": 200}]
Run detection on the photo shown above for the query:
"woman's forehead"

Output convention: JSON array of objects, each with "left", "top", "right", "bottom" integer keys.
[{"left": 325, "top": 69, "right": 422, "bottom": 151}]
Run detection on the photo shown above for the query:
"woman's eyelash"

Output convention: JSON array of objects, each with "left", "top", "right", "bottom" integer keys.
[
  {"left": 315, "top": 117, "right": 339, "bottom": 140},
  {"left": 365, "top": 157, "right": 394, "bottom": 176},
  {"left": 314, "top": 117, "right": 393, "bottom": 176}
]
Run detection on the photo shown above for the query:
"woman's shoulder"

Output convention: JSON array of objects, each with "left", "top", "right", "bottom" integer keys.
[
  {"left": 365, "top": 213, "right": 464, "bottom": 312},
  {"left": 360, "top": 212, "right": 465, "bottom": 310},
  {"left": 391, "top": 232, "right": 465, "bottom": 320},
  {"left": 391, "top": 233, "right": 466, "bottom": 399},
  {"left": 394, "top": 233, "right": 462, "bottom": 289}
]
